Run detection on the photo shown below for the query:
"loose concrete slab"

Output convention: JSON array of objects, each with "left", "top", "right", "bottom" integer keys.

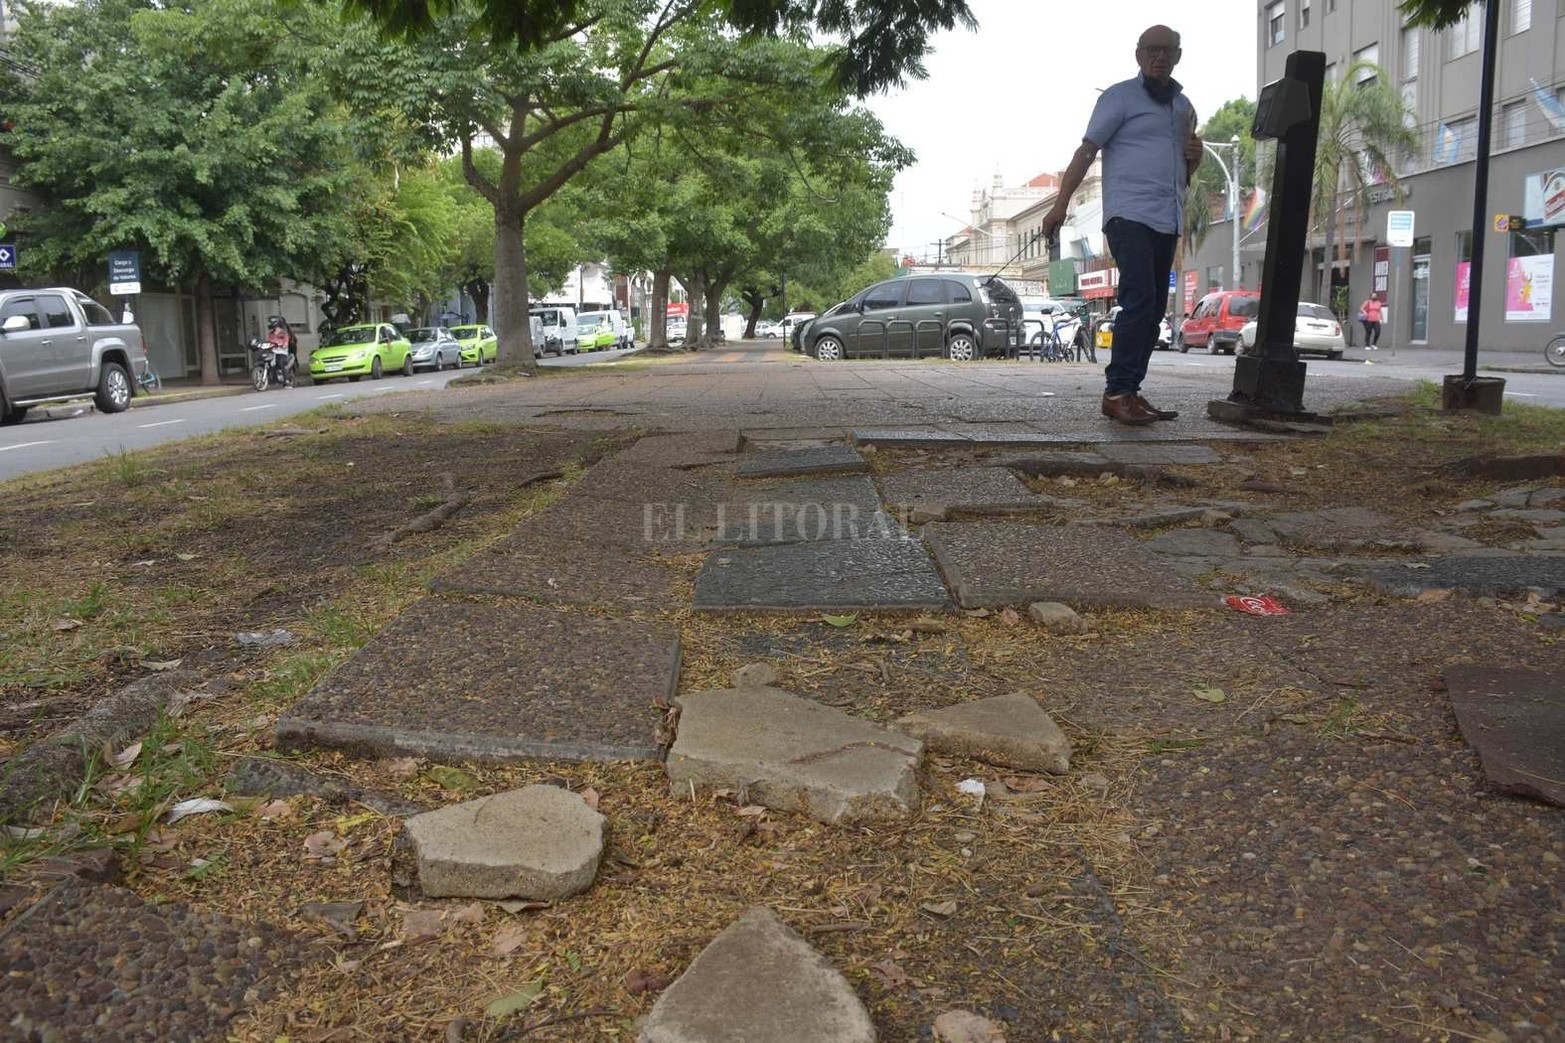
[
  {"left": 718, "top": 476, "right": 891, "bottom": 545},
  {"left": 567, "top": 460, "right": 730, "bottom": 510},
  {"left": 1145, "top": 529, "right": 1243, "bottom": 558},
  {"left": 897, "top": 692, "right": 1071, "bottom": 774},
  {"left": 1363, "top": 556, "right": 1565, "bottom": 599},
  {"left": 924, "top": 522, "right": 1216, "bottom": 610},
  {"left": 0, "top": 877, "right": 303, "bottom": 1042},
  {"left": 1267, "top": 507, "right": 1399, "bottom": 549},
  {"left": 996, "top": 451, "right": 1115, "bottom": 477},
  {"left": 277, "top": 598, "right": 680, "bottom": 763},
  {"left": 736, "top": 444, "right": 869, "bottom": 478},
  {"left": 693, "top": 537, "right": 952, "bottom": 613},
  {"left": 638, "top": 906, "right": 875, "bottom": 1043},
  {"left": 1443, "top": 665, "right": 1565, "bottom": 806},
  {"left": 403, "top": 786, "right": 606, "bottom": 899},
  {"left": 1095, "top": 443, "right": 1224, "bottom": 466},
  {"left": 520, "top": 495, "right": 710, "bottom": 551},
  {"left": 878, "top": 467, "right": 1064, "bottom": 516},
  {"left": 432, "top": 533, "right": 684, "bottom": 608},
  {"left": 668, "top": 685, "right": 922, "bottom": 822},
  {"left": 616, "top": 431, "right": 743, "bottom": 468}
]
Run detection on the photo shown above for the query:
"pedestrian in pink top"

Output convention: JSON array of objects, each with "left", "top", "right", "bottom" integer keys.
[{"left": 1359, "top": 296, "right": 1383, "bottom": 349}]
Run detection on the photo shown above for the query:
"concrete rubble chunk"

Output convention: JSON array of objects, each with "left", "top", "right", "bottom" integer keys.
[
  {"left": 638, "top": 906, "right": 876, "bottom": 1043},
  {"left": 668, "top": 686, "right": 922, "bottom": 823},
  {"left": 1145, "top": 529, "right": 1242, "bottom": 558},
  {"left": 933, "top": 1010, "right": 1008, "bottom": 1043},
  {"left": 402, "top": 785, "right": 606, "bottom": 900},
  {"left": 897, "top": 692, "right": 1071, "bottom": 775},
  {"left": 1027, "top": 601, "right": 1089, "bottom": 633}
]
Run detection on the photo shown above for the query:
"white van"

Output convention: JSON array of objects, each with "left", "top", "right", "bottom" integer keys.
[
  {"left": 577, "top": 309, "right": 632, "bottom": 350},
  {"left": 529, "top": 306, "right": 577, "bottom": 355}
]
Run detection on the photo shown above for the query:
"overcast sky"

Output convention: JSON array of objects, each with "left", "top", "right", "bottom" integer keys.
[{"left": 868, "top": 0, "right": 1259, "bottom": 259}]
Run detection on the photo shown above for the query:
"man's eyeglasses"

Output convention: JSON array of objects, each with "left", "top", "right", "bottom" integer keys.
[{"left": 1139, "top": 45, "right": 1180, "bottom": 57}]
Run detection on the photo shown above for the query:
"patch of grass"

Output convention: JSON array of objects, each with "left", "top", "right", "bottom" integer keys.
[
  {"left": 303, "top": 603, "right": 379, "bottom": 650},
  {"left": 102, "top": 448, "right": 154, "bottom": 489}
]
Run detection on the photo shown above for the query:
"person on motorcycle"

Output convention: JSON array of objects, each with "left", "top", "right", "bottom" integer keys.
[{"left": 265, "top": 317, "right": 296, "bottom": 385}]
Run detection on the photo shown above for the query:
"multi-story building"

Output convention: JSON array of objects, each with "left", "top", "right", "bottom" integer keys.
[{"left": 1189, "top": 0, "right": 1565, "bottom": 349}]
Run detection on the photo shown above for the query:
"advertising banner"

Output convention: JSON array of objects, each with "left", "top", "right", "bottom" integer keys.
[
  {"left": 1183, "top": 271, "right": 1197, "bottom": 314},
  {"left": 1454, "top": 261, "right": 1471, "bottom": 322},
  {"left": 1524, "top": 169, "right": 1565, "bottom": 227},
  {"left": 1373, "top": 246, "right": 1390, "bottom": 299},
  {"left": 1505, "top": 254, "right": 1554, "bottom": 322}
]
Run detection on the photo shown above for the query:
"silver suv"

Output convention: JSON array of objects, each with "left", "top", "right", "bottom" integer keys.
[
  {"left": 797, "top": 274, "right": 1024, "bottom": 361},
  {"left": 0, "top": 289, "right": 149, "bottom": 424}
]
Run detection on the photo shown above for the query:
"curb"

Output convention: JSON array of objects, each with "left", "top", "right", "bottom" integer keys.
[
  {"left": 130, "top": 385, "right": 253, "bottom": 409},
  {"left": 1478, "top": 365, "right": 1565, "bottom": 376}
]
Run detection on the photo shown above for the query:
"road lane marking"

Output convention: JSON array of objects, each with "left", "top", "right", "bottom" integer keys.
[
  {"left": 242, "top": 404, "right": 278, "bottom": 412},
  {"left": 0, "top": 440, "right": 55, "bottom": 452},
  {"left": 417, "top": 380, "right": 434, "bottom": 386},
  {"left": 137, "top": 419, "right": 186, "bottom": 429},
  {"left": 1504, "top": 391, "right": 1536, "bottom": 397},
  {"left": 317, "top": 393, "right": 345, "bottom": 400}
]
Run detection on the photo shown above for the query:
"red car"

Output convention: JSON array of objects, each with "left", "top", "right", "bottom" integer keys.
[{"left": 1177, "top": 290, "right": 1261, "bottom": 355}]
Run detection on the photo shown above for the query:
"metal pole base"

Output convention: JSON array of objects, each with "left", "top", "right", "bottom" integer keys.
[
  {"left": 1441, "top": 374, "right": 1506, "bottom": 415},
  {"left": 1207, "top": 353, "right": 1322, "bottom": 422}
]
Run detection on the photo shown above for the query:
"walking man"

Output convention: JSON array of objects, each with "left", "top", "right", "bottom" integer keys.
[{"left": 1043, "top": 24, "right": 1202, "bottom": 425}]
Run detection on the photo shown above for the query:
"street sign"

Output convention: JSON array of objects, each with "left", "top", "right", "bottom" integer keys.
[
  {"left": 1495, "top": 214, "right": 1511, "bottom": 233},
  {"left": 108, "top": 249, "right": 141, "bottom": 296},
  {"left": 0, "top": 244, "right": 14, "bottom": 271},
  {"left": 1386, "top": 210, "right": 1415, "bottom": 247},
  {"left": 1168, "top": 270, "right": 1177, "bottom": 290}
]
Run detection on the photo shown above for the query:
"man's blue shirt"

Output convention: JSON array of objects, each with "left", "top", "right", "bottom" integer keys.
[{"left": 1084, "top": 75, "right": 1197, "bottom": 236}]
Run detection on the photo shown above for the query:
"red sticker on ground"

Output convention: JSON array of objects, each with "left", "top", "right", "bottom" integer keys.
[{"left": 1224, "top": 595, "right": 1292, "bottom": 615}]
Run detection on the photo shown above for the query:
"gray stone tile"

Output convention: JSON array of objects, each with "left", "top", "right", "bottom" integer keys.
[
  {"left": 923, "top": 522, "right": 1217, "bottom": 610},
  {"left": 1095, "top": 443, "right": 1225, "bottom": 465},
  {"left": 851, "top": 428, "right": 965, "bottom": 447},
  {"left": 1444, "top": 665, "right": 1565, "bottom": 806},
  {"left": 1363, "top": 556, "right": 1565, "bottom": 599},
  {"left": 692, "top": 538, "right": 952, "bottom": 613},
  {"left": 718, "top": 476, "right": 889, "bottom": 545},
  {"left": 431, "top": 534, "right": 685, "bottom": 609},
  {"left": 736, "top": 445, "right": 869, "bottom": 478},
  {"left": 278, "top": 598, "right": 680, "bottom": 762},
  {"left": 878, "top": 467, "right": 1062, "bottom": 514}
]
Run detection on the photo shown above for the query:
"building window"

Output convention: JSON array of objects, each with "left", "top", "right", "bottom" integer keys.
[
  {"left": 1354, "top": 44, "right": 1380, "bottom": 85},
  {"left": 1401, "top": 82, "right": 1418, "bottom": 129},
  {"left": 1205, "top": 265, "right": 1223, "bottom": 290},
  {"left": 1267, "top": 1, "right": 1286, "bottom": 46},
  {"left": 1512, "top": 0, "right": 1532, "bottom": 34},
  {"left": 1324, "top": 61, "right": 1337, "bottom": 83},
  {"left": 1502, "top": 100, "right": 1528, "bottom": 149},
  {"left": 1299, "top": 0, "right": 1311, "bottom": 29},
  {"left": 1452, "top": 116, "right": 1478, "bottom": 162},
  {"left": 1401, "top": 26, "right": 1420, "bottom": 80},
  {"left": 1446, "top": 4, "right": 1482, "bottom": 59}
]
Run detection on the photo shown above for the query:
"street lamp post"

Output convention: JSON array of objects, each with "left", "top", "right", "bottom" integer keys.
[{"left": 1203, "top": 138, "right": 1243, "bottom": 291}]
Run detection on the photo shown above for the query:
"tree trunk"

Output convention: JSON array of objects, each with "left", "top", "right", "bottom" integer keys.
[
  {"left": 195, "top": 273, "right": 219, "bottom": 385},
  {"left": 464, "top": 279, "right": 491, "bottom": 323},
  {"left": 493, "top": 204, "right": 536, "bottom": 370},
  {"left": 704, "top": 277, "right": 727, "bottom": 347},
  {"left": 743, "top": 293, "right": 763, "bottom": 338},
  {"left": 649, "top": 269, "right": 671, "bottom": 351},
  {"left": 684, "top": 271, "right": 706, "bottom": 351}
]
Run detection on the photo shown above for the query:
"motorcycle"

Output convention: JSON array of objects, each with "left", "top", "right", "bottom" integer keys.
[{"left": 249, "top": 336, "right": 296, "bottom": 391}]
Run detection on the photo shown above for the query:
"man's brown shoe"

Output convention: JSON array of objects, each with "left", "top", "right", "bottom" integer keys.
[
  {"left": 1101, "top": 393, "right": 1157, "bottom": 426},
  {"left": 1134, "top": 395, "right": 1179, "bottom": 420}
]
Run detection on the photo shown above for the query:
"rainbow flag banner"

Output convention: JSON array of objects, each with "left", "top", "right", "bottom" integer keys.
[{"left": 1242, "top": 187, "right": 1267, "bottom": 233}]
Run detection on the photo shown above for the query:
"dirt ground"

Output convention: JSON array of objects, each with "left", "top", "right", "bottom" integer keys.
[{"left": 1, "top": 393, "right": 1561, "bottom": 1042}]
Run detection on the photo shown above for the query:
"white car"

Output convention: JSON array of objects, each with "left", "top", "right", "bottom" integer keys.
[
  {"left": 1238, "top": 302, "right": 1346, "bottom": 360},
  {"left": 1094, "top": 306, "right": 1173, "bottom": 350},
  {"left": 754, "top": 320, "right": 781, "bottom": 339},
  {"left": 779, "top": 312, "right": 817, "bottom": 351}
]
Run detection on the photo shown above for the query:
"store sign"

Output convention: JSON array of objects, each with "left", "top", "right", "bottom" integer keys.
[
  {"left": 1524, "top": 168, "right": 1565, "bottom": 227},
  {"left": 1078, "top": 268, "right": 1119, "bottom": 298},
  {"left": 1386, "top": 211, "right": 1415, "bottom": 248},
  {"left": 1506, "top": 254, "right": 1554, "bottom": 322},
  {"left": 1454, "top": 261, "right": 1471, "bottom": 322},
  {"left": 1374, "top": 246, "right": 1390, "bottom": 298},
  {"left": 1183, "top": 271, "right": 1198, "bottom": 313}
]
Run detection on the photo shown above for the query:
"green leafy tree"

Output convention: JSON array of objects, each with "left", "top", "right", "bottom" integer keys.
[
  {"left": 344, "top": 0, "right": 977, "bottom": 97},
  {"left": 1399, "top": 0, "right": 1474, "bottom": 27},
  {"left": 1, "top": 0, "right": 368, "bottom": 381},
  {"left": 1184, "top": 97, "right": 1257, "bottom": 255},
  {"left": 1310, "top": 61, "right": 1416, "bottom": 302}
]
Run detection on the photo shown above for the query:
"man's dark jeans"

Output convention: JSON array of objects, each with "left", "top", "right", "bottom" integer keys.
[{"left": 1103, "top": 217, "right": 1178, "bottom": 397}]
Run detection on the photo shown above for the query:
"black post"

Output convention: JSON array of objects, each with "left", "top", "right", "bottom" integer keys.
[
  {"left": 1441, "top": 0, "right": 1507, "bottom": 412},
  {"left": 1212, "top": 50, "right": 1325, "bottom": 421}
]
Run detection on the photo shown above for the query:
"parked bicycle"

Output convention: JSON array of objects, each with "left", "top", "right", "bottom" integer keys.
[
  {"left": 1546, "top": 331, "right": 1565, "bottom": 367},
  {"left": 137, "top": 363, "right": 161, "bottom": 394}
]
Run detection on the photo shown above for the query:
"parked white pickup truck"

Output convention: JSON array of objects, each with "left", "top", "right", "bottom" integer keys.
[{"left": 0, "top": 288, "right": 150, "bottom": 424}]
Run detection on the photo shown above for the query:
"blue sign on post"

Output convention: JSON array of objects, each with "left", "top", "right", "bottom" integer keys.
[
  {"left": 1169, "top": 269, "right": 1177, "bottom": 290},
  {"left": 108, "top": 249, "right": 141, "bottom": 295},
  {"left": 0, "top": 244, "right": 16, "bottom": 271}
]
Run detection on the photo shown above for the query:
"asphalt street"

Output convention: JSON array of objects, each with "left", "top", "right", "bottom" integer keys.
[{"left": 0, "top": 339, "right": 1559, "bottom": 484}]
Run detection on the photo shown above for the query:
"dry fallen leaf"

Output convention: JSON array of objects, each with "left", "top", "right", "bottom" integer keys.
[
  {"left": 257, "top": 799, "right": 293, "bottom": 821},
  {"left": 921, "top": 900, "right": 958, "bottom": 917},
  {"left": 143, "top": 658, "right": 183, "bottom": 672},
  {"left": 625, "top": 968, "right": 670, "bottom": 995},
  {"left": 382, "top": 756, "right": 422, "bottom": 779},
  {"left": 166, "top": 798, "right": 233, "bottom": 824},
  {"left": 110, "top": 741, "right": 143, "bottom": 769},
  {"left": 451, "top": 902, "right": 486, "bottom": 925},
  {"left": 491, "top": 922, "right": 529, "bottom": 957},
  {"left": 1415, "top": 588, "right": 1452, "bottom": 602},
  {"left": 1000, "top": 607, "right": 1022, "bottom": 625},
  {"left": 735, "top": 805, "right": 769, "bottom": 818},
  {"left": 1002, "top": 775, "right": 1052, "bottom": 794},
  {"left": 303, "top": 830, "right": 347, "bottom": 860},
  {"left": 870, "top": 958, "right": 912, "bottom": 988},
  {"left": 578, "top": 787, "right": 601, "bottom": 810},
  {"left": 401, "top": 909, "right": 447, "bottom": 944},
  {"left": 51, "top": 619, "right": 83, "bottom": 633}
]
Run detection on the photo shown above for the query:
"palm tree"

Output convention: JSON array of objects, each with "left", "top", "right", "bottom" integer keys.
[{"left": 1310, "top": 60, "right": 1418, "bottom": 304}]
